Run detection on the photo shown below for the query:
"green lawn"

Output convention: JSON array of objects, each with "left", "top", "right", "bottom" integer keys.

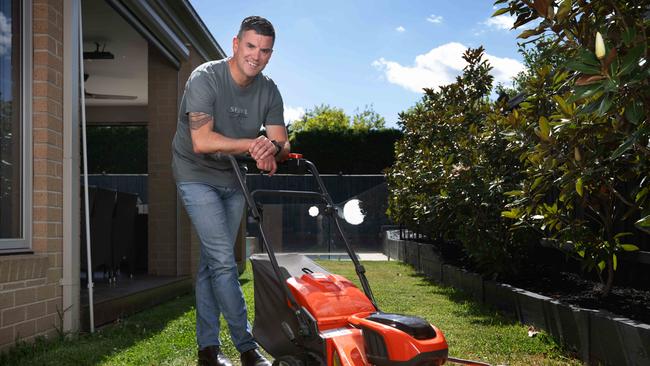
[{"left": 1, "top": 261, "right": 580, "bottom": 366}]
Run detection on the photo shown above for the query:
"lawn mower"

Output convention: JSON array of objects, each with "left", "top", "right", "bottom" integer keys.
[{"left": 228, "top": 154, "right": 491, "bottom": 366}]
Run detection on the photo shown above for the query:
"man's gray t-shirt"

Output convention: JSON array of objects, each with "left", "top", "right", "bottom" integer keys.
[{"left": 172, "top": 58, "right": 284, "bottom": 187}]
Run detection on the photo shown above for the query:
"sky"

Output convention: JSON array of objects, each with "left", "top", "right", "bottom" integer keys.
[{"left": 189, "top": 0, "right": 526, "bottom": 129}]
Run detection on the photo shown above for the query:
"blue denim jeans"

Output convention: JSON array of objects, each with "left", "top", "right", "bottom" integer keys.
[{"left": 177, "top": 182, "right": 256, "bottom": 353}]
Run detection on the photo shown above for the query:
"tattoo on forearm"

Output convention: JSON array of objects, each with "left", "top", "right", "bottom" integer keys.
[{"left": 189, "top": 112, "right": 213, "bottom": 130}]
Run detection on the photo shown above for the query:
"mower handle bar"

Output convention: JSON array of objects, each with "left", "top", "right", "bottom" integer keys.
[{"left": 226, "top": 154, "right": 379, "bottom": 312}]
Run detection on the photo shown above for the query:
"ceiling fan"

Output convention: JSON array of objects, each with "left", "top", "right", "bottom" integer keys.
[
  {"left": 83, "top": 42, "right": 114, "bottom": 60},
  {"left": 83, "top": 42, "right": 137, "bottom": 100},
  {"left": 83, "top": 74, "right": 138, "bottom": 101}
]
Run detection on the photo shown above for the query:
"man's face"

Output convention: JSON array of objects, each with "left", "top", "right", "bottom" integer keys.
[{"left": 232, "top": 30, "right": 274, "bottom": 83}]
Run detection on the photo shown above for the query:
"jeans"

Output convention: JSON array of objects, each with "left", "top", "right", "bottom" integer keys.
[{"left": 176, "top": 182, "right": 256, "bottom": 353}]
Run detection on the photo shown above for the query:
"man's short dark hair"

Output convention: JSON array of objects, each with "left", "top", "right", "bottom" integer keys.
[{"left": 238, "top": 16, "right": 275, "bottom": 43}]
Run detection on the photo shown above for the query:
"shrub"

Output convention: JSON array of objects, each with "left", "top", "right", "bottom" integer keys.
[
  {"left": 496, "top": 0, "right": 649, "bottom": 296},
  {"left": 387, "top": 1, "right": 649, "bottom": 289},
  {"left": 387, "top": 48, "right": 535, "bottom": 277},
  {"left": 289, "top": 129, "right": 402, "bottom": 174}
]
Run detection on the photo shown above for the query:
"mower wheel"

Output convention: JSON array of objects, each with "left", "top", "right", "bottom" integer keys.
[{"left": 272, "top": 355, "right": 303, "bottom": 366}]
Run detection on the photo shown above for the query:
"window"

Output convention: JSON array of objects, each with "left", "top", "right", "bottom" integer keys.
[{"left": 0, "top": 0, "right": 31, "bottom": 251}]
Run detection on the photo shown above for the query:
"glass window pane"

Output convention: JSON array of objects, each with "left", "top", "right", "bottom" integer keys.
[{"left": 0, "top": 0, "right": 22, "bottom": 239}]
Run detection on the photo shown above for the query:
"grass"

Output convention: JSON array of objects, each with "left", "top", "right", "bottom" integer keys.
[{"left": 0, "top": 261, "right": 581, "bottom": 366}]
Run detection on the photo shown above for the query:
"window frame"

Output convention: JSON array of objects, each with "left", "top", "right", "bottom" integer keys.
[{"left": 1, "top": 0, "right": 32, "bottom": 253}]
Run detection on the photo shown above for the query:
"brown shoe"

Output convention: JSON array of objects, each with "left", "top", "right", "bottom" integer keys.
[
  {"left": 198, "top": 345, "right": 233, "bottom": 366},
  {"left": 240, "top": 348, "right": 271, "bottom": 366}
]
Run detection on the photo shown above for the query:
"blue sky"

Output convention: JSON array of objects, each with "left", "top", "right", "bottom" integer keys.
[{"left": 189, "top": 0, "right": 524, "bottom": 129}]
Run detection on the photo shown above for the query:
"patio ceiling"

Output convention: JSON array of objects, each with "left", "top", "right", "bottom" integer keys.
[{"left": 82, "top": 0, "right": 148, "bottom": 106}]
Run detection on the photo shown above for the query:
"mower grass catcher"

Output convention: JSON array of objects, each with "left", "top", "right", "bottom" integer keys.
[{"left": 229, "top": 154, "right": 491, "bottom": 366}]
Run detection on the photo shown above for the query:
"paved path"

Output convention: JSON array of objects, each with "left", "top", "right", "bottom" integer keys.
[{"left": 304, "top": 252, "right": 389, "bottom": 261}]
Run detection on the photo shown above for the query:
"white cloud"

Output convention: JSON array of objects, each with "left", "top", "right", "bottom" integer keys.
[
  {"left": 284, "top": 106, "right": 305, "bottom": 124},
  {"left": 483, "top": 14, "right": 515, "bottom": 30},
  {"left": 426, "top": 14, "right": 444, "bottom": 24},
  {"left": 396, "top": 26, "right": 405, "bottom": 33},
  {"left": 0, "top": 13, "right": 11, "bottom": 56},
  {"left": 484, "top": 54, "right": 525, "bottom": 85},
  {"left": 373, "top": 42, "right": 524, "bottom": 93}
]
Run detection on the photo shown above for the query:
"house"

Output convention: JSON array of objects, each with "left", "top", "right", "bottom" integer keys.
[{"left": 0, "top": 0, "right": 226, "bottom": 350}]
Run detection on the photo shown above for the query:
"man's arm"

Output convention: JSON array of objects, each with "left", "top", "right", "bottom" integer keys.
[
  {"left": 189, "top": 112, "right": 278, "bottom": 161},
  {"left": 248, "top": 125, "right": 290, "bottom": 176},
  {"left": 266, "top": 125, "right": 290, "bottom": 161},
  {"left": 188, "top": 112, "right": 253, "bottom": 155}
]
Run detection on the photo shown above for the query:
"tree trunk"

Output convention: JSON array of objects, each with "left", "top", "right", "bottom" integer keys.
[{"left": 601, "top": 258, "right": 615, "bottom": 297}]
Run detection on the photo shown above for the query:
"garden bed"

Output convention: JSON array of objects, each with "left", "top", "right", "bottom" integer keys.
[
  {"left": 401, "top": 232, "right": 650, "bottom": 325},
  {"left": 505, "top": 263, "right": 650, "bottom": 325},
  {"left": 384, "top": 231, "right": 650, "bottom": 365}
]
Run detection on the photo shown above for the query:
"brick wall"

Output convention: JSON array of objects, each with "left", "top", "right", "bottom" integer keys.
[
  {"left": 0, "top": 0, "right": 64, "bottom": 351},
  {"left": 147, "top": 45, "right": 180, "bottom": 276}
]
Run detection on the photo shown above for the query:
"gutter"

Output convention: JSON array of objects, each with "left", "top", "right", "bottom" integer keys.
[{"left": 62, "top": 0, "right": 81, "bottom": 334}]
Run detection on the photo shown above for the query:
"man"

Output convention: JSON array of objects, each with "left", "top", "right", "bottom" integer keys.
[{"left": 172, "top": 16, "right": 289, "bottom": 366}]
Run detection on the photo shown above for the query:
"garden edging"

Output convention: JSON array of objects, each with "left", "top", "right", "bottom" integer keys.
[{"left": 382, "top": 230, "right": 650, "bottom": 365}]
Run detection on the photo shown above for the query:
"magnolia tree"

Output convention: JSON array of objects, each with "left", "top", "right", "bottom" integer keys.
[
  {"left": 386, "top": 0, "right": 649, "bottom": 294},
  {"left": 387, "top": 48, "right": 536, "bottom": 277},
  {"left": 496, "top": 0, "right": 649, "bottom": 295}
]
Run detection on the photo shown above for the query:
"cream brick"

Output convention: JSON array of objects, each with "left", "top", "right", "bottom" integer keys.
[
  {"left": 36, "top": 284, "right": 56, "bottom": 301},
  {"left": 0, "top": 326, "right": 14, "bottom": 347},
  {"left": 32, "top": 113, "right": 63, "bottom": 130},
  {"left": 46, "top": 268, "right": 61, "bottom": 284},
  {"left": 2, "top": 281, "right": 25, "bottom": 291},
  {"left": 0, "top": 292, "right": 14, "bottom": 310},
  {"left": 0, "top": 262, "right": 9, "bottom": 283},
  {"left": 14, "top": 320, "right": 36, "bottom": 341},
  {"left": 26, "top": 302, "right": 47, "bottom": 319},
  {"left": 35, "top": 313, "right": 57, "bottom": 334},
  {"left": 26, "top": 278, "right": 47, "bottom": 288},
  {"left": 15, "top": 288, "right": 37, "bottom": 306},
  {"left": 32, "top": 237, "right": 48, "bottom": 253},
  {"left": 2, "top": 306, "right": 26, "bottom": 326},
  {"left": 45, "top": 298, "right": 61, "bottom": 316}
]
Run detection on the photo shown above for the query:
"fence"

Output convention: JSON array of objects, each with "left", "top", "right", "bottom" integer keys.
[{"left": 83, "top": 174, "right": 393, "bottom": 254}]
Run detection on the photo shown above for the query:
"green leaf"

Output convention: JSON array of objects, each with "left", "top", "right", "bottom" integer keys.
[
  {"left": 613, "top": 254, "right": 617, "bottom": 271},
  {"left": 553, "top": 95, "right": 572, "bottom": 115},
  {"left": 556, "top": 0, "right": 572, "bottom": 22},
  {"left": 597, "top": 261, "right": 606, "bottom": 272},
  {"left": 622, "top": 27, "right": 636, "bottom": 46},
  {"left": 618, "top": 45, "right": 644, "bottom": 77},
  {"left": 636, "top": 187, "right": 648, "bottom": 203},
  {"left": 564, "top": 60, "right": 601, "bottom": 74},
  {"left": 610, "top": 129, "right": 640, "bottom": 159},
  {"left": 539, "top": 116, "right": 550, "bottom": 139},
  {"left": 568, "top": 84, "right": 604, "bottom": 103},
  {"left": 577, "top": 48, "right": 600, "bottom": 66},
  {"left": 620, "top": 244, "right": 639, "bottom": 252},
  {"left": 492, "top": 8, "right": 510, "bottom": 17},
  {"left": 602, "top": 78, "right": 617, "bottom": 93},
  {"left": 517, "top": 28, "right": 545, "bottom": 39},
  {"left": 576, "top": 177, "right": 583, "bottom": 197},
  {"left": 614, "top": 232, "right": 633, "bottom": 239},
  {"left": 501, "top": 210, "right": 519, "bottom": 219},
  {"left": 531, "top": 176, "right": 544, "bottom": 190},
  {"left": 504, "top": 190, "right": 524, "bottom": 197},
  {"left": 635, "top": 215, "right": 650, "bottom": 228},
  {"left": 597, "top": 95, "right": 613, "bottom": 116},
  {"left": 445, "top": 155, "right": 454, "bottom": 164},
  {"left": 624, "top": 100, "right": 644, "bottom": 125},
  {"left": 577, "top": 250, "right": 585, "bottom": 258}
]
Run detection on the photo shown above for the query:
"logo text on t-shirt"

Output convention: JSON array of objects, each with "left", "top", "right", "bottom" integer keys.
[{"left": 229, "top": 106, "right": 248, "bottom": 120}]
